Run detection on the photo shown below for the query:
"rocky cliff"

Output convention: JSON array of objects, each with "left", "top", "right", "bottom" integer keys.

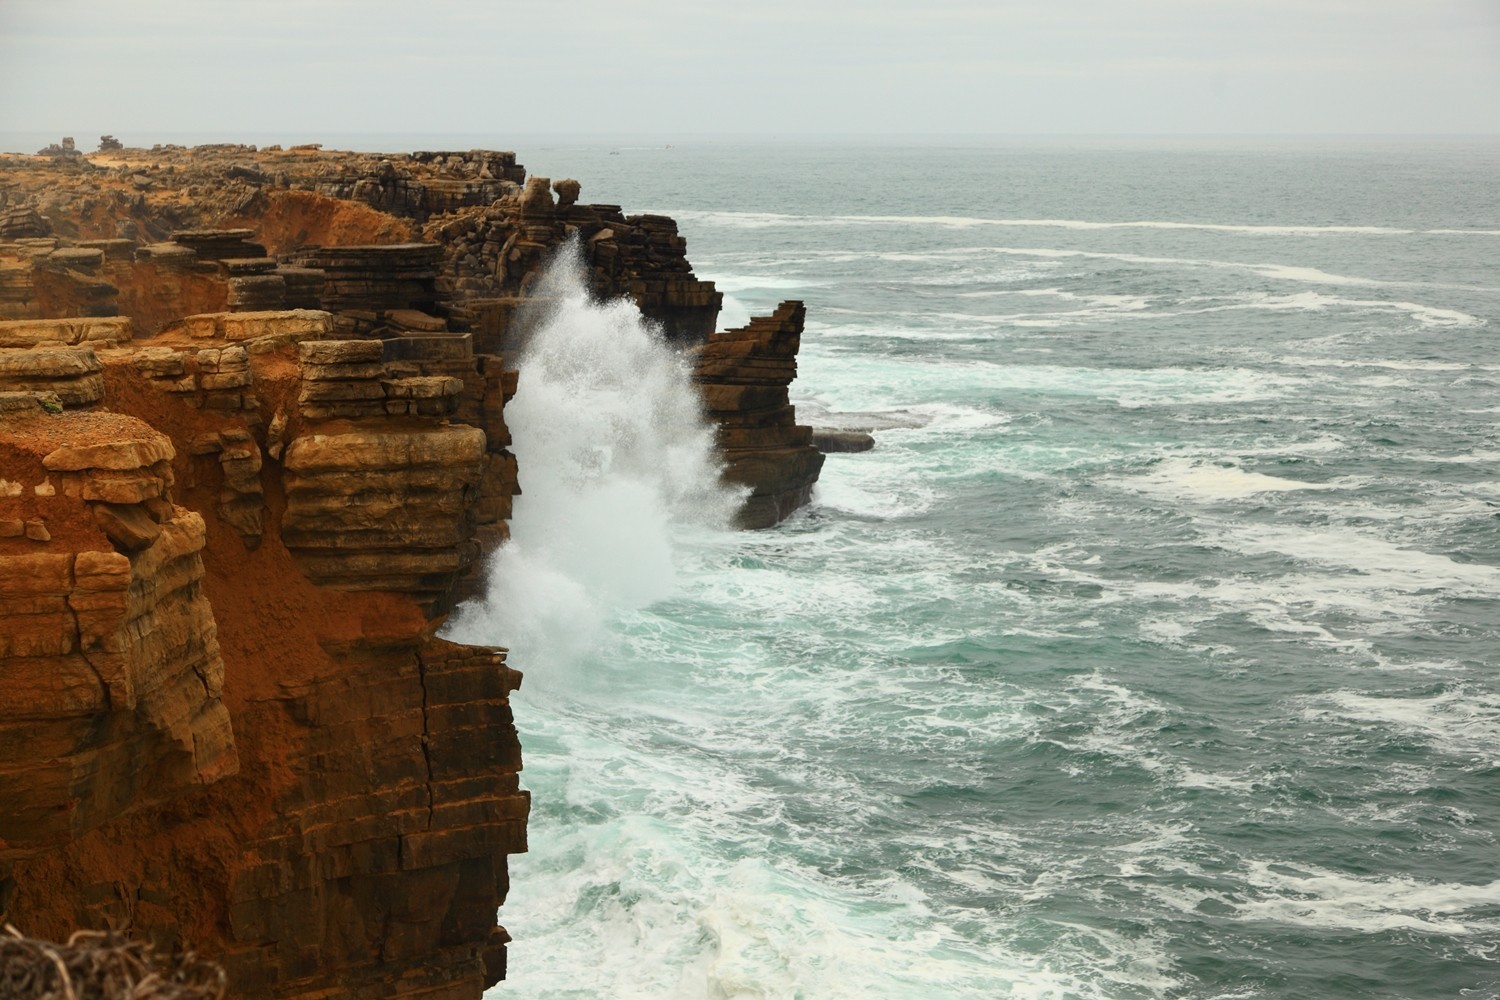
[
  {"left": 0, "top": 312, "right": 526, "bottom": 999},
  {"left": 691, "top": 302, "right": 825, "bottom": 528},
  {"left": 0, "top": 141, "right": 824, "bottom": 998}
]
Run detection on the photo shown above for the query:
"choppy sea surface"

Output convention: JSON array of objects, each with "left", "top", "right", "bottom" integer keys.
[{"left": 443, "top": 139, "right": 1500, "bottom": 1000}]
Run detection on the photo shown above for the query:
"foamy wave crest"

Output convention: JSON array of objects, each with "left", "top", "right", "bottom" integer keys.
[
  {"left": 1307, "top": 686, "right": 1500, "bottom": 761},
  {"left": 1150, "top": 861, "right": 1500, "bottom": 936},
  {"left": 716, "top": 292, "right": 752, "bottom": 332},
  {"left": 1231, "top": 862, "right": 1500, "bottom": 935},
  {"left": 445, "top": 240, "right": 744, "bottom": 674}
]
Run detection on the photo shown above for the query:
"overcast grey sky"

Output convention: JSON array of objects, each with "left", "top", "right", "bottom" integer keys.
[{"left": 2, "top": 0, "right": 1498, "bottom": 136}]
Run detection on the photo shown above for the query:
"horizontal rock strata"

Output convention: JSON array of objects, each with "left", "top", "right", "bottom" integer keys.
[
  {"left": 0, "top": 404, "right": 236, "bottom": 861},
  {"left": 691, "top": 301, "right": 825, "bottom": 528},
  {"left": 0, "top": 346, "right": 106, "bottom": 407},
  {"left": 0, "top": 306, "right": 527, "bottom": 999},
  {"left": 283, "top": 423, "right": 486, "bottom": 605}
]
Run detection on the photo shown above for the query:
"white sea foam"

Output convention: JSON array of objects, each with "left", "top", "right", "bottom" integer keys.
[
  {"left": 778, "top": 241, "right": 1485, "bottom": 296},
  {"left": 1122, "top": 458, "right": 1344, "bottom": 500},
  {"left": 1306, "top": 687, "right": 1500, "bottom": 761},
  {"left": 1103, "top": 518, "right": 1500, "bottom": 643},
  {"left": 1218, "top": 522, "right": 1500, "bottom": 598},
  {"left": 1149, "top": 862, "right": 1500, "bottom": 936},
  {"left": 665, "top": 209, "right": 1418, "bottom": 236},
  {"left": 716, "top": 292, "right": 752, "bottom": 331},
  {"left": 1406, "top": 450, "right": 1500, "bottom": 466},
  {"left": 804, "top": 355, "right": 1295, "bottom": 410},
  {"left": 1175, "top": 768, "right": 1255, "bottom": 792},
  {"left": 972, "top": 246, "right": 1397, "bottom": 289},
  {"left": 1269, "top": 353, "right": 1495, "bottom": 372},
  {"left": 922, "top": 299, "right": 1154, "bottom": 327},
  {"left": 703, "top": 272, "right": 825, "bottom": 293},
  {"left": 1232, "top": 862, "right": 1500, "bottom": 935},
  {"left": 445, "top": 241, "right": 744, "bottom": 676},
  {"left": 1168, "top": 291, "right": 1484, "bottom": 328},
  {"left": 902, "top": 288, "right": 1484, "bottom": 331}
]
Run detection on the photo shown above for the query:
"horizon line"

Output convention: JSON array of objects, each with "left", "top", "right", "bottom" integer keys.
[{"left": 4, "top": 130, "right": 1500, "bottom": 141}]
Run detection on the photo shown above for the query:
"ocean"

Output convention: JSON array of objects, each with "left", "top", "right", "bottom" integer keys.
[{"left": 440, "top": 137, "right": 1499, "bottom": 999}]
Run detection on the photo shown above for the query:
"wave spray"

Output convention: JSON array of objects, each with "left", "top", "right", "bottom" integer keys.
[{"left": 445, "top": 241, "right": 743, "bottom": 675}]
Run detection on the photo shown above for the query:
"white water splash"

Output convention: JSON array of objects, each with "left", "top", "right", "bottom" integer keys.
[{"left": 445, "top": 241, "right": 744, "bottom": 676}]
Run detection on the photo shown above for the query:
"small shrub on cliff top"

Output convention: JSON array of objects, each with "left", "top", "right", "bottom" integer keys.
[{"left": 0, "top": 926, "right": 226, "bottom": 999}]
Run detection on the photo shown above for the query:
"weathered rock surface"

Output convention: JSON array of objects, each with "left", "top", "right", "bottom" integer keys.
[
  {"left": 811, "top": 429, "right": 876, "bottom": 453},
  {"left": 0, "top": 315, "right": 133, "bottom": 348},
  {"left": 283, "top": 424, "right": 487, "bottom": 606},
  {"left": 0, "top": 345, "right": 107, "bottom": 407},
  {"left": 0, "top": 407, "right": 235, "bottom": 859},
  {"left": 0, "top": 310, "right": 527, "bottom": 999},
  {"left": 690, "top": 301, "right": 825, "bottom": 528},
  {"left": 1, "top": 143, "right": 724, "bottom": 348},
  {"left": 293, "top": 243, "right": 443, "bottom": 313}
]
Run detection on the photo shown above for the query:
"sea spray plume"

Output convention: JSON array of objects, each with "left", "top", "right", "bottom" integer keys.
[{"left": 444, "top": 240, "right": 745, "bottom": 676}]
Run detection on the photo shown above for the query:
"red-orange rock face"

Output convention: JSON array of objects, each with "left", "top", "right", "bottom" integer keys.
[
  {"left": 0, "top": 403, "right": 235, "bottom": 859},
  {"left": 0, "top": 312, "right": 526, "bottom": 998}
]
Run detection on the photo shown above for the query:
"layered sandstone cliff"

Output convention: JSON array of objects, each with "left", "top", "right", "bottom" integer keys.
[
  {"left": 691, "top": 301, "right": 825, "bottom": 528},
  {"left": 0, "top": 141, "right": 825, "bottom": 998},
  {"left": 0, "top": 310, "right": 525, "bottom": 999}
]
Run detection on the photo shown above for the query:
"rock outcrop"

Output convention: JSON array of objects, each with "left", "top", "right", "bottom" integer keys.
[
  {"left": 0, "top": 400, "right": 235, "bottom": 858},
  {"left": 1, "top": 144, "right": 722, "bottom": 348},
  {"left": 691, "top": 301, "right": 825, "bottom": 528},
  {"left": 0, "top": 345, "right": 106, "bottom": 407}
]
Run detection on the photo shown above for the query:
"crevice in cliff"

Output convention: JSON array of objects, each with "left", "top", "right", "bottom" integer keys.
[
  {"left": 189, "top": 660, "right": 211, "bottom": 696},
  {"left": 62, "top": 560, "right": 114, "bottom": 712},
  {"left": 415, "top": 651, "right": 435, "bottom": 830}
]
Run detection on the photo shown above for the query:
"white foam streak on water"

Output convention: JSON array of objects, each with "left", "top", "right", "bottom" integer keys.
[
  {"left": 666, "top": 210, "right": 1426, "bottom": 236},
  {"left": 1217, "top": 522, "right": 1500, "bottom": 598},
  {"left": 445, "top": 242, "right": 743, "bottom": 675},
  {"left": 1121, "top": 458, "right": 1344, "bottom": 500},
  {"left": 703, "top": 272, "right": 826, "bottom": 292},
  {"left": 1167, "top": 292, "right": 1483, "bottom": 328},
  {"left": 823, "top": 290, "right": 1483, "bottom": 331},
  {"left": 1306, "top": 688, "right": 1500, "bottom": 761},
  {"left": 1150, "top": 862, "right": 1500, "bottom": 936},
  {"left": 795, "top": 346, "right": 1298, "bottom": 411},
  {"left": 725, "top": 242, "right": 1496, "bottom": 296}
]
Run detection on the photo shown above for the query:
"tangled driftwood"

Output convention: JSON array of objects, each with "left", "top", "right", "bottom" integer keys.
[{"left": 0, "top": 926, "right": 225, "bottom": 1000}]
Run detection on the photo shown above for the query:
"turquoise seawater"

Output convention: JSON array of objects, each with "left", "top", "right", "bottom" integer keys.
[{"left": 448, "top": 139, "right": 1500, "bottom": 1000}]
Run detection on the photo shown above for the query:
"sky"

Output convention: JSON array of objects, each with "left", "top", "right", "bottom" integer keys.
[{"left": 1, "top": 0, "right": 1498, "bottom": 138}]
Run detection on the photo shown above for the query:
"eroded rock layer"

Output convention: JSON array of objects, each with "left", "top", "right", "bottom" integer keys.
[
  {"left": 0, "top": 401, "right": 234, "bottom": 858},
  {"left": 691, "top": 301, "right": 826, "bottom": 528},
  {"left": 0, "top": 310, "right": 525, "bottom": 999}
]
